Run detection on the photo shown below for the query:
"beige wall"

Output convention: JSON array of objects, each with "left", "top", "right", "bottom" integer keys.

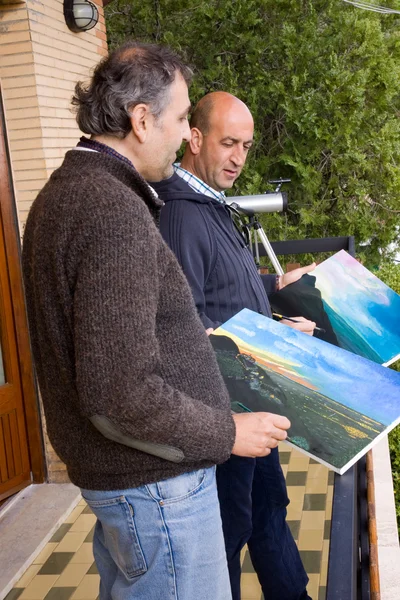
[
  {"left": 0, "top": 0, "right": 108, "bottom": 482},
  {"left": 0, "top": 0, "right": 107, "bottom": 230}
]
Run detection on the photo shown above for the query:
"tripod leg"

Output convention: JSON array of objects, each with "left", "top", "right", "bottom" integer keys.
[{"left": 255, "top": 224, "right": 284, "bottom": 275}]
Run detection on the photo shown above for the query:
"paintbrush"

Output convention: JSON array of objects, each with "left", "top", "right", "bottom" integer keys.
[{"left": 272, "top": 313, "right": 326, "bottom": 334}]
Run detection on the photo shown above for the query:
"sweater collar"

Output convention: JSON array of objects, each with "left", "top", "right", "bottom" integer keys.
[{"left": 65, "top": 149, "right": 164, "bottom": 214}]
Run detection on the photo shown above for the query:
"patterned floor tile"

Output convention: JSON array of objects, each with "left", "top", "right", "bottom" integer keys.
[
  {"left": 54, "top": 563, "right": 90, "bottom": 588},
  {"left": 9, "top": 446, "right": 333, "bottom": 600},
  {"left": 44, "top": 589, "right": 75, "bottom": 600},
  {"left": 49, "top": 524, "right": 72, "bottom": 543},
  {"left": 289, "top": 457, "right": 311, "bottom": 471},
  {"left": 87, "top": 563, "right": 98, "bottom": 575},
  {"left": 81, "top": 506, "right": 93, "bottom": 515},
  {"left": 241, "top": 551, "right": 255, "bottom": 573},
  {"left": 64, "top": 505, "right": 85, "bottom": 525},
  {"left": 70, "top": 575, "right": 100, "bottom": 599},
  {"left": 299, "top": 550, "right": 322, "bottom": 574},
  {"left": 38, "top": 552, "right": 74, "bottom": 575},
  {"left": 307, "top": 464, "right": 329, "bottom": 479},
  {"left": 84, "top": 528, "right": 95, "bottom": 543},
  {"left": 307, "top": 573, "right": 320, "bottom": 599},
  {"left": 286, "top": 471, "right": 308, "bottom": 486},
  {"left": 286, "top": 485, "right": 306, "bottom": 501},
  {"left": 324, "top": 520, "right": 331, "bottom": 540},
  {"left": 278, "top": 451, "right": 291, "bottom": 464},
  {"left": 286, "top": 500, "right": 305, "bottom": 521},
  {"left": 32, "top": 545, "right": 59, "bottom": 566},
  {"left": 19, "top": 575, "right": 59, "bottom": 599},
  {"left": 325, "top": 500, "right": 333, "bottom": 521},
  {"left": 287, "top": 519, "right": 301, "bottom": 540},
  {"left": 4, "top": 589, "right": 24, "bottom": 600},
  {"left": 69, "top": 515, "right": 97, "bottom": 534},
  {"left": 303, "top": 493, "right": 327, "bottom": 511},
  {"left": 301, "top": 510, "right": 326, "bottom": 531},
  {"left": 240, "top": 573, "right": 263, "bottom": 599},
  {"left": 298, "top": 528, "right": 324, "bottom": 551},
  {"left": 55, "top": 533, "right": 89, "bottom": 553},
  {"left": 14, "top": 566, "right": 42, "bottom": 589},
  {"left": 305, "top": 474, "right": 328, "bottom": 494},
  {"left": 70, "top": 544, "right": 94, "bottom": 565}
]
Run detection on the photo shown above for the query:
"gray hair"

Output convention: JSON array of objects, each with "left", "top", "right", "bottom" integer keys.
[
  {"left": 190, "top": 94, "right": 215, "bottom": 135},
  {"left": 72, "top": 41, "right": 192, "bottom": 139}
]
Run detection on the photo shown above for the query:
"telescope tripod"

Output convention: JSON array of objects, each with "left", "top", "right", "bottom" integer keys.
[
  {"left": 228, "top": 203, "right": 284, "bottom": 276},
  {"left": 229, "top": 178, "right": 290, "bottom": 276},
  {"left": 246, "top": 216, "right": 284, "bottom": 276}
]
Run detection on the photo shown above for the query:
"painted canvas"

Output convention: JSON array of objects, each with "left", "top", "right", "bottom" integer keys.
[
  {"left": 269, "top": 250, "right": 400, "bottom": 366},
  {"left": 310, "top": 250, "right": 400, "bottom": 365},
  {"left": 211, "top": 308, "right": 400, "bottom": 474}
]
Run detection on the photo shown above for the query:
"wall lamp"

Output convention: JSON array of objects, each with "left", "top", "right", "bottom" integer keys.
[{"left": 64, "top": 0, "right": 99, "bottom": 33}]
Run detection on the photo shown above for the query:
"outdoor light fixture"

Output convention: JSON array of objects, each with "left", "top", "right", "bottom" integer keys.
[{"left": 64, "top": 0, "right": 99, "bottom": 33}]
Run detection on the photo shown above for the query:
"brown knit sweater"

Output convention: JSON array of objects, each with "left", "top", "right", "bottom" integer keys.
[{"left": 22, "top": 150, "right": 236, "bottom": 490}]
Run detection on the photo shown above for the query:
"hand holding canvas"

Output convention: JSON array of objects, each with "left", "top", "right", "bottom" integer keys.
[
  {"left": 231, "top": 412, "right": 291, "bottom": 458},
  {"left": 278, "top": 262, "right": 316, "bottom": 290}
]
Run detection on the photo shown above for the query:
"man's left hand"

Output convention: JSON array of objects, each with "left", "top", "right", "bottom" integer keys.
[{"left": 278, "top": 262, "right": 316, "bottom": 290}]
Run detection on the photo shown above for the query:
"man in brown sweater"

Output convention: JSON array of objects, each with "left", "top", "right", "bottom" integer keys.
[{"left": 22, "top": 42, "right": 290, "bottom": 600}]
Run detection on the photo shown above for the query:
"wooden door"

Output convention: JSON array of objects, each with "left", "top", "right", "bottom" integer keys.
[{"left": 0, "top": 82, "right": 44, "bottom": 501}]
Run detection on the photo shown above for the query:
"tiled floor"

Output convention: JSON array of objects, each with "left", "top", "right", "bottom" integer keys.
[{"left": 5, "top": 446, "right": 334, "bottom": 600}]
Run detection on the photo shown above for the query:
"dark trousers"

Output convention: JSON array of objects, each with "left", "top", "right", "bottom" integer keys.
[{"left": 216, "top": 449, "right": 311, "bottom": 600}]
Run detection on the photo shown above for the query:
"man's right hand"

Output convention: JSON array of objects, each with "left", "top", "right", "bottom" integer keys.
[
  {"left": 281, "top": 315, "right": 316, "bottom": 336},
  {"left": 231, "top": 412, "right": 290, "bottom": 457}
]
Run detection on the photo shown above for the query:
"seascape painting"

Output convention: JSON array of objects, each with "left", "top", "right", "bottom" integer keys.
[
  {"left": 310, "top": 251, "right": 400, "bottom": 365},
  {"left": 211, "top": 308, "right": 400, "bottom": 474},
  {"left": 270, "top": 250, "right": 400, "bottom": 366}
]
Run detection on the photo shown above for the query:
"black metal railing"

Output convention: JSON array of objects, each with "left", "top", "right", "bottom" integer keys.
[{"left": 253, "top": 234, "right": 371, "bottom": 599}]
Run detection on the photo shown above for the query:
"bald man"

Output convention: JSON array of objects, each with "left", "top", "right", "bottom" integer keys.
[{"left": 153, "top": 92, "right": 313, "bottom": 600}]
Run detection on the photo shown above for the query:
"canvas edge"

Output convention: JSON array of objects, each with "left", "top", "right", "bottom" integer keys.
[
  {"left": 283, "top": 439, "right": 341, "bottom": 474},
  {"left": 284, "top": 415, "right": 400, "bottom": 477},
  {"left": 336, "top": 415, "right": 400, "bottom": 475},
  {"left": 383, "top": 353, "right": 400, "bottom": 368}
]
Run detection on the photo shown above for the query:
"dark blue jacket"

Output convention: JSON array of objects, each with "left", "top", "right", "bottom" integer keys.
[{"left": 154, "top": 173, "right": 275, "bottom": 329}]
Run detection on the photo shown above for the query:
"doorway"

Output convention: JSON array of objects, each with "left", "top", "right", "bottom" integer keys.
[{"left": 0, "top": 81, "right": 44, "bottom": 501}]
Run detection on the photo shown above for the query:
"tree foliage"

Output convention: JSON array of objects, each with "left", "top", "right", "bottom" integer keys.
[{"left": 105, "top": 0, "right": 400, "bottom": 266}]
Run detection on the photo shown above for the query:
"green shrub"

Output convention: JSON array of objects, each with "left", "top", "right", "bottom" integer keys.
[
  {"left": 106, "top": 0, "right": 400, "bottom": 267},
  {"left": 379, "top": 263, "right": 400, "bottom": 533}
]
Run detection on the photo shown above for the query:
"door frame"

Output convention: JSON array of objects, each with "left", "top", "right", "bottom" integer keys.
[{"left": 0, "top": 81, "right": 45, "bottom": 485}]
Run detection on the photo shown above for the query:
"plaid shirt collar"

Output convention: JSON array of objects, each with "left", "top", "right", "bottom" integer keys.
[{"left": 174, "top": 164, "right": 226, "bottom": 204}]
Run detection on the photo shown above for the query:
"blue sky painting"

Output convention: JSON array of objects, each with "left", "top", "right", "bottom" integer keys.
[
  {"left": 213, "top": 308, "right": 400, "bottom": 473},
  {"left": 311, "top": 250, "right": 400, "bottom": 365}
]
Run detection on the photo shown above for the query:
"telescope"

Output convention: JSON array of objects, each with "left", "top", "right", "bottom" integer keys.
[
  {"left": 225, "top": 179, "right": 290, "bottom": 215},
  {"left": 225, "top": 192, "right": 287, "bottom": 214},
  {"left": 225, "top": 179, "right": 291, "bottom": 276}
]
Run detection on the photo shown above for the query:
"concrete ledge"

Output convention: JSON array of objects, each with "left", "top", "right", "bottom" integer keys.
[
  {"left": 0, "top": 483, "right": 80, "bottom": 599},
  {"left": 372, "top": 436, "right": 400, "bottom": 600}
]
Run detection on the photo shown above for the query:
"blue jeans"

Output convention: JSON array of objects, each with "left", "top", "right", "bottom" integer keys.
[
  {"left": 81, "top": 467, "right": 232, "bottom": 600},
  {"left": 217, "top": 449, "right": 311, "bottom": 600}
]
